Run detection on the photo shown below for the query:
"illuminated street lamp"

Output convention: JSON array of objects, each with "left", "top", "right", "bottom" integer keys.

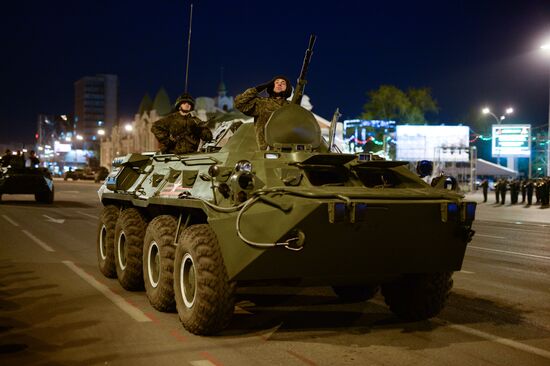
[
  {"left": 481, "top": 106, "right": 514, "bottom": 125},
  {"left": 97, "top": 129, "right": 105, "bottom": 136},
  {"left": 124, "top": 123, "right": 133, "bottom": 132},
  {"left": 76, "top": 135, "right": 83, "bottom": 141}
]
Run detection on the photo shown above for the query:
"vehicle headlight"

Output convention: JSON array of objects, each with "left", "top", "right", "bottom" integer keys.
[
  {"left": 234, "top": 160, "right": 252, "bottom": 172},
  {"left": 461, "top": 202, "right": 477, "bottom": 222}
]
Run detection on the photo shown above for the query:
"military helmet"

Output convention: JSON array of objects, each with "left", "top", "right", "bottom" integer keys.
[
  {"left": 174, "top": 93, "right": 195, "bottom": 110},
  {"left": 267, "top": 75, "right": 293, "bottom": 99}
]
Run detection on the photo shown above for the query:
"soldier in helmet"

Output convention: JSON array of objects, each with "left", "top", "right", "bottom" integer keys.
[
  {"left": 151, "top": 93, "right": 213, "bottom": 154},
  {"left": 235, "top": 76, "right": 292, "bottom": 150}
]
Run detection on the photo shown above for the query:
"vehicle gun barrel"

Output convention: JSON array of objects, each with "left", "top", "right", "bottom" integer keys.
[{"left": 291, "top": 34, "right": 316, "bottom": 105}]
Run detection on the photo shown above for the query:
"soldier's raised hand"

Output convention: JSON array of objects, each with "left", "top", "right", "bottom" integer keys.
[{"left": 254, "top": 80, "right": 272, "bottom": 93}]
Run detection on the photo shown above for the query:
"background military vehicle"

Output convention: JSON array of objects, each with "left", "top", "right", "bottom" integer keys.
[
  {"left": 96, "top": 36, "right": 476, "bottom": 335},
  {"left": 0, "top": 155, "right": 54, "bottom": 203}
]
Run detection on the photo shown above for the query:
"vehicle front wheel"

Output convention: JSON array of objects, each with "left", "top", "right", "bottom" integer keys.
[
  {"left": 114, "top": 208, "right": 147, "bottom": 290},
  {"left": 35, "top": 187, "right": 54, "bottom": 204},
  {"left": 381, "top": 272, "right": 453, "bottom": 321},
  {"left": 173, "top": 224, "right": 235, "bottom": 335},
  {"left": 143, "top": 215, "right": 177, "bottom": 312},
  {"left": 97, "top": 205, "right": 120, "bottom": 278}
]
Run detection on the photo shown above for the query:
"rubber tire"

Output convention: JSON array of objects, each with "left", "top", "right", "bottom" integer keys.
[
  {"left": 381, "top": 272, "right": 453, "bottom": 321},
  {"left": 35, "top": 187, "right": 54, "bottom": 204},
  {"left": 332, "top": 285, "right": 379, "bottom": 302},
  {"left": 173, "top": 224, "right": 235, "bottom": 335},
  {"left": 114, "top": 207, "right": 147, "bottom": 290},
  {"left": 143, "top": 215, "right": 177, "bottom": 312},
  {"left": 97, "top": 205, "right": 120, "bottom": 278}
]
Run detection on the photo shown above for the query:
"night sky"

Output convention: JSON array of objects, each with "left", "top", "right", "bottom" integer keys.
[{"left": 1, "top": 0, "right": 549, "bottom": 145}]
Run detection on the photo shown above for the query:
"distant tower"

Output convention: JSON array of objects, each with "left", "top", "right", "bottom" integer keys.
[
  {"left": 74, "top": 74, "right": 118, "bottom": 143},
  {"left": 215, "top": 67, "right": 233, "bottom": 111}
]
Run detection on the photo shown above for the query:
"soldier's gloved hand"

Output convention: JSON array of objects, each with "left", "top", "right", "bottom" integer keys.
[{"left": 254, "top": 80, "right": 272, "bottom": 93}]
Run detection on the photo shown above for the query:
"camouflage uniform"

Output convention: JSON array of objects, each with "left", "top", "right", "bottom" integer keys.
[
  {"left": 151, "top": 112, "right": 212, "bottom": 154},
  {"left": 235, "top": 84, "right": 290, "bottom": 150}
]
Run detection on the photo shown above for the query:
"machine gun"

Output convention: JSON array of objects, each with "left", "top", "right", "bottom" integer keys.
[{"left": 291, "top": 34, "right": 316, "bottom": 105}]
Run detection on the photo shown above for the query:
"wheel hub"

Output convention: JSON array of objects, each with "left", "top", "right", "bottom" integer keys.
[
  {"left": 99, "top": 225, "right": 107, "bottom": 260},
  {"left": 117, "top": 231, "right": 127, "bottom": 270},
  {"left": 180, "top": 253, "right": 196, "bottom": 308},
  {"left": 147, "top": 241, "right": 160, "bottom": 287}
]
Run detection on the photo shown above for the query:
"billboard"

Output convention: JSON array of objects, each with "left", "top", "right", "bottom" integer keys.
[
  {"left": 492, "top": 124, "right": 531, "bottom": 157},
  {"left": 342, "top": 119, "right": 396, "bottom": 154},
  {"left": 396, "top": 125, "right": 470, "bottom": 162}
]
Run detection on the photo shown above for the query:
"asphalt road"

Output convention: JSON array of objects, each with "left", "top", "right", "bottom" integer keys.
[{"left": 1, "top": 181, "right": 549, "bottom": 366}]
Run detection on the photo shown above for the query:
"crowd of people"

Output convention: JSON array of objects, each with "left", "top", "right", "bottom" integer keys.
[{"left": 479, "top": 178, "right": 550, "bottom": 207}]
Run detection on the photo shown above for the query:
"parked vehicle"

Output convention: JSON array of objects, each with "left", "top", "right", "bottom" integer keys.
[{"left": 64, "top": 168, "right": 95, "bottom": 181}]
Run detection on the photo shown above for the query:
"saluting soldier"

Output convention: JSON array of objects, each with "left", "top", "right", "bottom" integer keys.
[
  {"left": 500, "top": 179, "right": 508, "bottom": 205},
  {"left": 235, "top": 76, "right": 292, "bottom": 150},
  {"left": 494, "top": 179, "right": 500, "bottom": 204},
  {"left": 542, "top": 178, "right": 550, "bottom": 207},
  {"left": 521, "top": 179, "right": 527, "bottom": 203},
  {"left": 526, "top": 179, "right": 534, "bottom": 205},
  {"left": 510, "top": 179, "right": 518, "bottom": 204},
  {"left": 151, "top": 93, "right": 212, "bottom": 154}
]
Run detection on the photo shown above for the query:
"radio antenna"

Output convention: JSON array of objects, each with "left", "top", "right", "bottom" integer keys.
[{"left": 184, "top": 3, "right": 194, "bottom": 93}]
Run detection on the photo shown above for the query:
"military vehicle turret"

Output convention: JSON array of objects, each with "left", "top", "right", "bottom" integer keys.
[{"left": 96, "top": 36, "right": 476, "bottom": 335}]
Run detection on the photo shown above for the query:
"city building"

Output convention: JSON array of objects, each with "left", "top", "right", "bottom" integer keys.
[
  {"left": 74, "top": 74, "right": 118, "bottom": 147},
  {"left": 99, "top": 88, "right": 171, "bottom": 168}
]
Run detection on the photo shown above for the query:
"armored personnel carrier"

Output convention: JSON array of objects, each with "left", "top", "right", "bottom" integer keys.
[
  {"left": 96, "top": 37, "right": 476, "bottom": 335},
  {"left": 0, "top": 156, "right": 54, "bottom": 203}
]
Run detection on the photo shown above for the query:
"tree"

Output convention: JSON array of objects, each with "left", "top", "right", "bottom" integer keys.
[{"left": 361, "top": 85, "right": 438, "bottom": 124}]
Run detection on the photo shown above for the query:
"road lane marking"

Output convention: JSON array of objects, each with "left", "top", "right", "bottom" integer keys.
[
  {"left": 43, "top": 214, "right": 65, "bottom": 224},
  {"left": 434, "top": 319, "right": 550, "bottom": 360},
  {"left": 77, "top": 211, "right": 99, "bottom": 219},
  {"left": 62, "top": 260, "right": 151, "bottom": 322},
  {"left": 469, "top": 245, "right": 550, "bottom": 261},
  {"left": 475, "top": 234, "right": 505, "bottom": 239},
  {"left": 61, "top": 190, "right": 80, "bottom": 194},
  {"left": 1, "top": 214, "right": 20, "bottom": 227},
  {"left": 287, "top": 350, "right": 317, "bottom": 365},
  {"left": 198, "top": 352, "right": 223, "bottom": 366},
  {"left": 190, "top": 361, "right": 217, "bottom": 366},
  {"left": 21, "top": 230, "right": 55, "bottom": 252},
  {"left": 459, "top": 270, "right": 475, "bottom": 274},
  {"left": 374, "top": 298, "right": 550, "bottom": 360}
]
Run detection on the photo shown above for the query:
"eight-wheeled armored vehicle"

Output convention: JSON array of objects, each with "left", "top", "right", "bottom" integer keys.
[
  {"left": 96, "top": 37, "right": 476, "bottom": 335},
  {"left": 0, "top": 156, "right": 54, "bottom": 203}
]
